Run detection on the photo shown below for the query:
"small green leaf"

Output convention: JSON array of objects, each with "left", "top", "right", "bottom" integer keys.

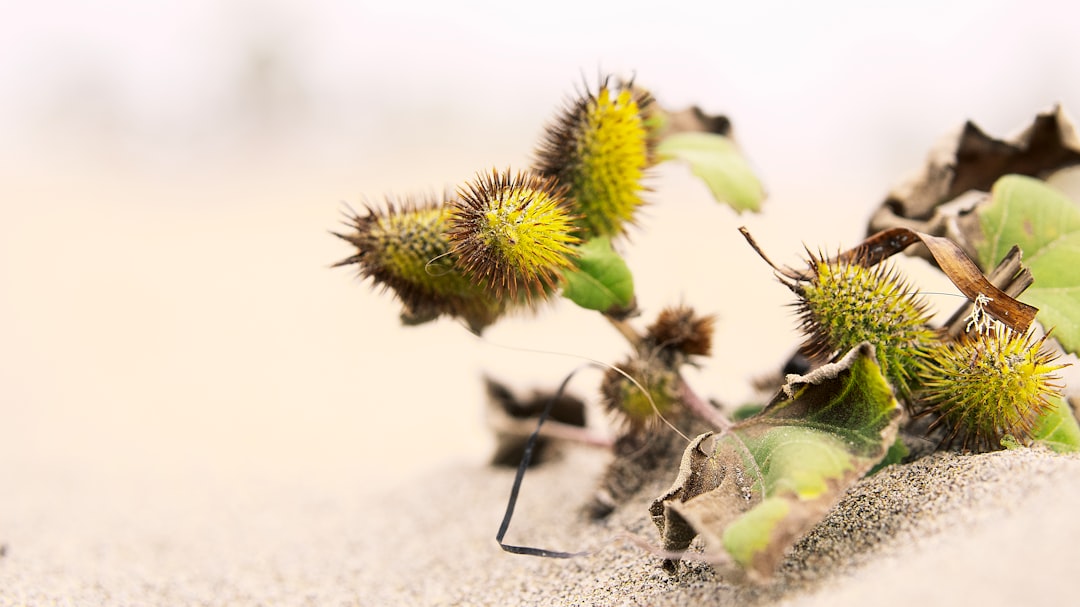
[
  {"left": 977, "top": 175, "right": 1080, "bottom": 353},
  {"left": 656, "top": 132, "right": 765, "bottom": 213},
  {"left": 560, "top": 236, "right": 634, "bottom": 311},
  {"left": 867, "top": 437, "right": 909, "bottom": 476},
  {"left": 1032, "top": 394, "right": 1080, "bottom": 453},
  {"left": 652, "top": 344, "right": 902, "bottom": 580}
]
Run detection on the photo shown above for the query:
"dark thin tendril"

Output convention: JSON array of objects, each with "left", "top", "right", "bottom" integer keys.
[{"left": 496, "top": 367, "right": 592, "bottom": 559}]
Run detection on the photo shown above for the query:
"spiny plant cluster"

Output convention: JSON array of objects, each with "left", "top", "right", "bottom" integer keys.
[
  {"left": 787, "top": 252, "right": 1066, "bottom": 451},
  {"left": 334, "top": 72, "right": 763, "bottom": 524},
  {"left": 334, "top": 77, "right": 658, "bottom": 333},
  {"left": 334, "top": 75, "right": 1080, "bottom": 581},
  {"left": 602, "top": 305, "right": 715, "bottom": 431}
]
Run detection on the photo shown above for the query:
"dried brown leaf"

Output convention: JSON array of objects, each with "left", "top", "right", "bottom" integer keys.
[{"left": 868, "top": 106, "right": 1080, "bottom": 258}]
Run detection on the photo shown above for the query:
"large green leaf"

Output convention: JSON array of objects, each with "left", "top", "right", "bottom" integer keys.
[
  {"left": 656, "top": 132, "right": 765, "bottom": 213},
  {"left": 560, "top": 236, "right": 634, "bottom": 312},
  {"left": 650, "top": 343, "right": 902, "bottom": 581},
  {"left": 977, "top": 175, "right": 1080, "bottom": 353}
]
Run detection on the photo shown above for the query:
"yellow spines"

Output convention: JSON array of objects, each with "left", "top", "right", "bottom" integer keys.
[
  {"left": 535, "top": 79, "right": 654, "bottom": 239},
  {"left": 794, "top": 254, "right": 937, "bottom": 398},
  {"left": 333, "top": 197, "right": 507, "bottom": 332},
  {"left": 448, "top": 169, "right": 580, "bottom": 300},
  {"left": 916, "top": 329, "right": 1065, "bottom": 451}
]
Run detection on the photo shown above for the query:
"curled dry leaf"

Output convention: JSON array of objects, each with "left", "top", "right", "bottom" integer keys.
[
  {"left": 868, "top": 105, "right": 1080, "bottom": 260},
  {"left": 650, "top": 344, "right": 902, "bottom": 582}
]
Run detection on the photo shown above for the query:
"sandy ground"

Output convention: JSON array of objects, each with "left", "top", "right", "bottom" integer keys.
[{"left": 3, "top": 442, "right": 1078, "bottom": 606}]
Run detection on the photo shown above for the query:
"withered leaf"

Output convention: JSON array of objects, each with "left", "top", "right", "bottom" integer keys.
[
  {"left": 840, "top": 228, "right": 1038, "bottom": 334},
  {"left": 650, "top": 344, "right": 902, "bottom": 581},
  {"left": 484, "top": 377, "right": 588, "bottom": 467},
  {"left": 654, "top": 105, "right": 732, "bottom": 138},
  {"left": 873, "top": 105, "right": 1080, "bottom": 224},
  {"left": 868, "top": 106, "right": 1080, "bottom": 258}
]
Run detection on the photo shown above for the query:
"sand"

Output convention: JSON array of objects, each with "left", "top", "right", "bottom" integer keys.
[{"left": 2, "top": 444, "right": 1078, "bottom": 606}]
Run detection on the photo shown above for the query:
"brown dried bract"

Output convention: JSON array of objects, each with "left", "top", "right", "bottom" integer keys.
[{"left": 645, "top": 305, "right": 716, "bottom": 359}]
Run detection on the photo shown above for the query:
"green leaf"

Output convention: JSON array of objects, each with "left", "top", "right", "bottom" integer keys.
[
  {"left": 977, "top": 175, "right": 1080, "bottom": 353},
  {"left": 1032, "top": 394, "right": 1080, "bottom": 453},
  {"left": 560, "top": 237, "right": 634, "bottom": 312},
  {"left": 731, "top": 402, "right": 766, "bottom": 421},
  {"left": 651, "top": 344, "right": 902, "bottom": 580},
  {"left": 867, "top": 437, "right": 909, "bottom": 476},
  {"left": 721, "top": 498, "right": 789, "bottom": 567},
  {"left": 656, "top": 132, "right": 765, "bottom": 213}
]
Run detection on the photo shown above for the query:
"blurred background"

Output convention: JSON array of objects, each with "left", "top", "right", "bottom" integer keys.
[{"left": 2, "top": 0, "right": 1079, "bottom": 496}]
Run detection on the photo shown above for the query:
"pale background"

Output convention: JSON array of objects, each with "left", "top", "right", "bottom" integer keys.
[{"left": 2, "top": 0, "right": 1079, "bottom": 500}]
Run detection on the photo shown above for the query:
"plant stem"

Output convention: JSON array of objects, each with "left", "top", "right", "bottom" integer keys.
[
  {"left": 604, "top": 313, "right": 642, "bottom": 349},
  {"left": 602, "top": 309, "right": 728, "bottom": 432},
  {"left": 678, "top": 374, "right": 731, "bottom": 432}
]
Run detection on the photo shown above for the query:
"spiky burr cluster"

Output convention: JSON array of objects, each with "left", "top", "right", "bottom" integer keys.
[
  {"left": 336, "top": 74, "right": 664, "bottom": 332},
  {"left": 334, "top": 170, "right": 584, "bottom": 332},
  {"left": 787, "top": 249, "right": 1069, "bottom": 452},
  {"left": 333, "top": 197, "right": 509, "bottom": 332}
]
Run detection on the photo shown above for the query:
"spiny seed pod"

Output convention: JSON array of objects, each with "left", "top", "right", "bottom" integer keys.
[
  {"left": 601, "top": 358, "right": 680, "bottom": 432},
  {"left": 645, "top": 305, "right": 716, "bottom": 360},
  {"left": 534, "top": 78, "right": 655, "bottom": 239},
  {"left": 793, "top": 254, "right": 936, "bottom": 398},
  {"left": 333, "top": 197, "right": 507, "bottom": 333},
  {"left": 916, "top": 329, "right": 1065, "bottom": 451},
  {"left": 447, "top": 169, "right": 580, "bottom": 299}
]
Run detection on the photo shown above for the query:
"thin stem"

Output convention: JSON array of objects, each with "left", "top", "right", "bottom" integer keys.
[
  {"left": 678, "top": 373, "right": 731, "bottom": 432},
  {"left": 604, "top": 313, "right": 642, "bottom": 349}
]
